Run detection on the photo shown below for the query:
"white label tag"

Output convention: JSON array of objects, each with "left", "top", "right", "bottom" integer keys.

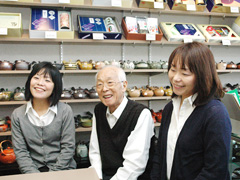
[
  {"left": 187, "top": 4, "right": 196, "bottom": 11},
  {"left": 45, "top": 31, "right": 57, "bottom": 39},
  {"left": 222, "top": 39, "right": 231, "bottom": 46},
  {"left": 230, "top": 6, "right": 239, "bottom": 13},
  {"left": 111, "top": 0, "right": 122, "bottom": 7},
  {"left": 59, "top": 0, "right": 70, "bottom": 3},
  {"left": 154, "top": 2, "right": 164, "bottom": 9},
  {"left": 146, "top": 33, "right": 156, "bottom": 41},
  {"left": 42, "top": 10, "right": 48, "bottom": 18},
  {"left": 0, "top": 28, "right": 8, "bottom": 35},
  {"left": 184, "top": 38, "right": 193, "bottom": 43},
  {"left": 93, "top": 33, "right": 104, "bottom": 40}
]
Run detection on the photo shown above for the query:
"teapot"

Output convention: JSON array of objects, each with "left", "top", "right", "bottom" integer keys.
[
  {"left": 53, "top": 61, "right": 63, "bottom": 70},
  {"left": 226, "top": 61, "right": 237, "bottom": 69},
  {"left": 63, "top": 60, "right": 77, "bottom": 70},
  {"left": 0, "top": 89, "right": 13, "bottom": 101},
  {"left": 164, "top": 86, "right": 173, "bottom": 96},
  {"left": 135, "top": 60, "right": 150, "bottom": 69},
  {"left": 217, "top": 60, "right": 227, "bottom": 70},
  {"left": 141, "top": 87, "right": 154, "bottom": 97},
  {"left": 162, "top": 61, "right": 168, "bottom": 69},
  {"left": 77, "top": 60, "right": 93, "bottom": 70},
  {"left": 150, "top": 61, "right": 161, "bottom": 69},
  {"left": 109, "top": 59, "right": 121, "bottom": 67},
  {"left": 86, "top": 87, "right": 99, "bottom": 99},
  {"left": 61, "top": 89, "right": 72, "bottom": 99},
  {"left": 153, "top": 86, "right": 165, "bottom": 96},
  {"left": 127, "top": 87, "right": 141, "bottom": 97},
  {"left": 0, "top": 60, "right": 13, "bottom": 70},
  {"left": 71, "top": 87, "right": 88, "bottom": 99},
  {"left": 76, "top": 142, "right": 88, "bottom": 160},
  {"left": 122, "top": 60, "right": 135, "bottom": 70},
  {"left": 0, "top": 140, "right": 16, "bottom": 164},
  {"left": 14, "top": 60, "right": 30, "bottom": 70},
  {"left": 14, "top": 87, "right": 25, "bottom": 101},
  {"left": 95, "top": 61, "right": 105, "bottom": 70}
]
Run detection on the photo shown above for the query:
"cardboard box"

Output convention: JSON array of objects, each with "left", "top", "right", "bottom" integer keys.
[
  {"left": 41, "top": 0, "right": 84, "bottom": 5},
  {"left": 29, "top": 8, "right": 74, "bottom": 39},
  {"left": 0, "top": 12, "right": 22, "bottom": 38},
  {"left": 135, "top": 0, "right": 167, "bottom": 9},
  {"left": 0, "top": 168, "right": 100, "bottom": 180},
  {"left": 168, "top": 0, "right": 206, "bottom": 12},
  {"left": 160, "top": 22, "right": 205, "bottom": 42},
  {"left": 91, "top": 0, "right": 133, "bottom": 8},
  {"left": 122, "top": 18, "right": 163, "bottom": 41},
  {"left": 207, "top": 0, "right": 240, "bottom": 13},
  {"left": 197, "top": 24, "right": 240, "bottom": 43},
  {"left": 77, "top": 15, "right": 122, "bottom": 40}
]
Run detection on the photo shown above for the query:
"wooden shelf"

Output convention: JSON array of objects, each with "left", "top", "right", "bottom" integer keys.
[
  {"left": 0, "top": 122, "right": 161, "bottom": 136},
  {"left": 0, "top": 0, "right": 239, "bottom": 17},
  {"left": 0, "top": 96, "right": 171, "bottom": 106},
  {"left": 0, "top": 69, "right": 240, "bottom": 75}
]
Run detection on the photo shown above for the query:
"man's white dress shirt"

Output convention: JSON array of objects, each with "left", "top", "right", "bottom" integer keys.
[{"left": 89, "top": 96, "right": 154, "bottom": 180}]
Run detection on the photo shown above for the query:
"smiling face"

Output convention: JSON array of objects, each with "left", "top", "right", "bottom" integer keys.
[
  {"left": 96, "top": 66, "right": 127, "bottom": 113},
  {"left": 168, "top": 59, "right": 196, "bottom": 102},
  {"left": 30, "top": 69, "right": 54, "bottom": 101}
]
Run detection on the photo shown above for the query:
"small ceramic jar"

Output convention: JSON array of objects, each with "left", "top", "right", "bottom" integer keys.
[{"left": 217, "top": 60, "right": 227, "bottom": 70}]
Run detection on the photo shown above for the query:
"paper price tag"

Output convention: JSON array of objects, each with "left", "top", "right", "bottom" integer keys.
[
  {"left": 146, "top": 34, "right": 156, "bottom": 41},
  {"left": 187, "top": 4, "right": 196, "bottom": 11},
  {"left": 222, "top": 39, "right": 231, "bottom": 46},
  {"left": 154, "top": 2, "right": 164, "bottom": 9},
  {"left": 93, "top": 33, "right": 104, "bottom": 40},
  {"left": 45, "top": 31, "right": 57, "bottom": 39},
  {"left": 184, "top": 38, "right": 193, "bottom": 43},
  {"left": 111, "top": 0, "right": 122, "bottom": 7},
  {"left": 59, "top": 0, "right": 70, "bottom": 3},
  {"left": 0, "top": 28, "right": 8, "bottom": 35},
  {"left": 230, "top": 7, "right": 239, "bottom": 13}
]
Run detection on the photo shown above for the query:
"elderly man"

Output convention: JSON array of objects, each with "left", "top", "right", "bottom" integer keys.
[{"left": 89, "top": 65, "right": 155, "bottom": 180}]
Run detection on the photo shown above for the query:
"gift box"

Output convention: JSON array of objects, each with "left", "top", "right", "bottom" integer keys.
[
  {"left": 207, "top": 0, "right": 240, "bottom": 13},
  {"left": 0, "top": 12, "right": 22, "bottom": 38},
  {"left": 197, "top": 24, "right": 240, "bottom": 43},
  {"left": 29, "top": 8, "right": 74, "bottom": 39},
  {"left": 168, "top": 0, "right": 206, "bottom": 12},
  {"left": 41, "top": 0, "right": 84, "bottom": 5},
  {"left": 135, "top": 0, "right": 167, "bottom": 9},
  {"left": 91, "top": 0, "right": 133, "bottom": 8},
  {"left": 121, "top": 17, "right": 163, "bottom": 41},
  {"left": 160, "top": 22, "right": 205, "bottom": 42},
  {"left": 77, "top": 15, "right": 122, "bottom": 40}
]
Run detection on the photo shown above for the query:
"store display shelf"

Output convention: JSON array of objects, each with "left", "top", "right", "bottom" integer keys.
[
  {"left": 0, "top": 97, "right": 171, "bottom": 106},
  {"left": 0, "top": 122, "right": 161, "bottom": 136},
  {"left": 1, "top": 31, "right": 240, "bottom": 47},
  {"left": 0, "top": 0, "right": 239, "bottom": 17},
  {"left": 1, "top": 69, "right": 239, "bottom": 75}
]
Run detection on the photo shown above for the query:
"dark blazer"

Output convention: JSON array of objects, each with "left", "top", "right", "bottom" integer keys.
[{"left": 151, "top": 99, "right": 232, "bottom": 180}]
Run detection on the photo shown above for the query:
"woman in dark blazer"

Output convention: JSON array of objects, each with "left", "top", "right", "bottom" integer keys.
[{"left": 151, "top": 42, "right": 232, "bottom": 180}]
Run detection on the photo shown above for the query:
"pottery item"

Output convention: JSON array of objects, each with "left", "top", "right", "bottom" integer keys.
[
  {"left": 87, "top": 87, "right": 99, "bottom": 99},
  {"left": 135, "top": 60, "right": 150, "bottom": 69},
  {"left": 14, "top": 87, "right": 25, "bottom": 101},
  {"left": 142, "top": 88, "right": 154, "bottom": 97},
  {"left": 153, "top": 87, "right": 165, "bottom": 96},
  {"left": 217, "top": 60, "right": 227, "bottom": 70},
  {"left": 237, "top": 63, "right": 240, "bottom": 69},
  {"left": 63, "top": 60, "right": 77, "bottom": 70},
  {"left": 61, "top": 89, "right": 72, "bottom": 99},
  {"left": 0, "top": 89, "right": 13, "bottom": 101},
  {"left": 76, "top": 142, "right": 88, "bottom": 159},
  {"left": 77, "top": 60, "right": 93, "bottom": 70},
  {"left": 109, "top": 59, "right": 121, "bottom": 67},
  {"left": 164, "top": 86, "right": 173, "bottom": 96},
  {"left": 95, "top": 61, "right": 105, "bottom": 70},
  {"left": 127, "top": 87, "right": 141, "bottom": 97},
  {"left": 0, "top": 140, "right": 16, "bottom": 164},
  {"left": 226, "top": 61, "right": 237, "bottom": 69},
  {"left": 162, "top": 61, "right": 168, "bottom": 69},
  {"left": 0, "top": 60, "right": 13, "bottom": 70},
  {"left": 72, "top": 87, "right": 88, "bottom": 99},
  {"left": 14, "top": 60, "right": 30, "bottom": 70},
  {"left": 150, "top": 61, "right": 161, "bottom": 69},
  {"left": 53, "top": 61, "right": 63, "bottom": 70}
]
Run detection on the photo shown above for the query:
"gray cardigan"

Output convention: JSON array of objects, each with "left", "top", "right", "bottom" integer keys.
[{"left": 11, "top": 102, "right": 76, "bottom": 174}]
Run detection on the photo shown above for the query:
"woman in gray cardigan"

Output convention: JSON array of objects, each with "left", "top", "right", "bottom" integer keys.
[{"left": 11, "top": 62, "right": 76, "bottom": 174}]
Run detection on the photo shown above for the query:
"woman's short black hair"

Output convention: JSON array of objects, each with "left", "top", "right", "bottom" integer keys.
[{"left": 25, "top": 61, "right": 63, "bottom": 106}]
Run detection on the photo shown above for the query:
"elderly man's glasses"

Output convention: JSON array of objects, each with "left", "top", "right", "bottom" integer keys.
[{"left": 96, "top": 80, "right": 123, "bottom": 90}]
